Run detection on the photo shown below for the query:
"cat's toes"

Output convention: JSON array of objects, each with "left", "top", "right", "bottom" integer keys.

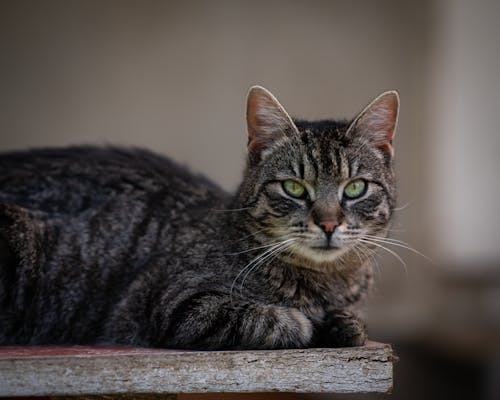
[
  {"left": 326, "top": 311, "right": 367, "bottom": 348},
  {"left": 247, "top": 305, "right": 313, "bottom": 349},
  {"left": 284, "top": 307, "right": 314, "bottom": 346}
]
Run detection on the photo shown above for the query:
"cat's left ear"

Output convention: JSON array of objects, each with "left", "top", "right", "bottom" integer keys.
[
  {"left": 246, "top": 86, "right": 299, "bottom": 162},
  {"left": 346, "top": 90, "right": 400, "bottom": 157}
]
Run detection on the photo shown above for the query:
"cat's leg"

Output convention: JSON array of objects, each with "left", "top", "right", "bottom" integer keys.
[
  {"left": 108, "top": 290, "right": 313, "bottom": 350},
  {"left": 165, "top": 294, "right": 313, "bottom": 349},
  {"left": 312, "top": 309, "right": 367, "bottom": 348}
]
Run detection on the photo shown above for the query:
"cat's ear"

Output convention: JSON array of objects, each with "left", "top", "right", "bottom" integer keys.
[
  {"left": 346, "top": 90, "right": 400, "bottom": 156},
  {"left": 246, "top": 86, "right": 299, "bottom": 161}
]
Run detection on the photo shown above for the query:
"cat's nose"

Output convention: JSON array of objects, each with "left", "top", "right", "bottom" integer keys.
[
  {"left": 318, "top": 220, "right": 338, "bottom": 234},
  {"left": 312, "top": 204, "right": 341, "bottom": 236}
]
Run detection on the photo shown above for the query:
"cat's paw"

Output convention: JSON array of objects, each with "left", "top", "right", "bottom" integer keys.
[
  {"left": 245, "top": 305, "right": 313, "bottom": 349},
  {"left": 320, "top": 310, "right": 367, "bottom": 348}
]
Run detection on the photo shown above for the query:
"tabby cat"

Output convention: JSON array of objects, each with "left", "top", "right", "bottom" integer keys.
[{"left": 0, "top": 86, "right": 399, "bottom": 349}]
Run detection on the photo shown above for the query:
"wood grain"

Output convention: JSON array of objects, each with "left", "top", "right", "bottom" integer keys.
[{"left": 0, "top": 342, "right": 393, "bottom": 396}]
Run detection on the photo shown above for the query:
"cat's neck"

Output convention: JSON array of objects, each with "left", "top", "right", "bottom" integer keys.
[{"left": 233, "top": 249, "right": 372, "bottom": 312}]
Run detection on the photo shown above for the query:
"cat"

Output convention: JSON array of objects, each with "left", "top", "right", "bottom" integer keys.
[{"left": 0, "top": 86, "right": 399, "bottom": 349}]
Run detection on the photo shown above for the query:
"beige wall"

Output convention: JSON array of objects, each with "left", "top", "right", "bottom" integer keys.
[{"left": 427, "top": 0, "right": 500, "bottom": 267}]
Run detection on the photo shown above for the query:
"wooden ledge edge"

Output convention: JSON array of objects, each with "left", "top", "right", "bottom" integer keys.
[
  {"left": 0, "top": 341, "right": 392, "bottom": 358},
  {"left": 0, "top": 342, "right": 394, "bottom": 396}
]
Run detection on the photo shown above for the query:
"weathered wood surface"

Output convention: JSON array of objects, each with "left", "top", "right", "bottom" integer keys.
[{"left": 0, "top": 342, "right": 393, "bottom": 396}]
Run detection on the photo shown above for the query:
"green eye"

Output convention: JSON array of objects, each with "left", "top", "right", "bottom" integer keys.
[
  {"left": 282, "top": 180, "right": 306, "bottom": 198},
  {"left": 344, "top": 179, "right": 367, "bottom": 199}
]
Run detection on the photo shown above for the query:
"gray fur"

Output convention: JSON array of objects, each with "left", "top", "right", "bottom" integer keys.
[{"left": 0, "top": 88, "right": 398, "bottom": 349}]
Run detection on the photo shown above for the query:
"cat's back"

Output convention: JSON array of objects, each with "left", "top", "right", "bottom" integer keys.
[
  {"left": 0, "top": 146, "right": 229, "bottom": 344},
  {"left": 0, "top": 146, "right": 227, "bottom": 215}
]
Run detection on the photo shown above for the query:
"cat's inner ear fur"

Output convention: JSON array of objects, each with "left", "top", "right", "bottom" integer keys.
[
  {"left": 346, "top": 90, "right": 400, "bottom": 156},
  {"left": 246, "top": 86, "right": 299, "bottom": 161}
]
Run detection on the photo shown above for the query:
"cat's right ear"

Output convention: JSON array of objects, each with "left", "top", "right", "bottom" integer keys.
[
  {"left": 246, "top": 86, "right": 299, "bottom": 163},
  {"left": 346, "top": 90, "right": 400, "bottom": 157}
]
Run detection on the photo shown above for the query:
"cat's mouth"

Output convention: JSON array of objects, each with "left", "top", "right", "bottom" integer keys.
[
  {"left": 308, "top": 234, "right": 344, "bottom": 252},
  {"left": 284, "top": 240, "right": 349, "bottom": 267},
  {"left": 291, "top": 232, "right": 358, "bottom": 263},
  {"left": 310, "top": 244, "right": 341, "bottom": 251}
]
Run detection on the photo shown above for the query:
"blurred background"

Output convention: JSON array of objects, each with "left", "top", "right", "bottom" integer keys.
[{"left": 1, "top": 0, "right": 499, "bottom": 398}]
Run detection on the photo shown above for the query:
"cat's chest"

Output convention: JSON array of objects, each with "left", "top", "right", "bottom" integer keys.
[{"left": 273, "top": 266, "right": 371, "bottom": 316}]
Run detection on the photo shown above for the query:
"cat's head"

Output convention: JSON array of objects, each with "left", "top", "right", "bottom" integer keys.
[{"left": 238, "top": 86, "right": 399, "bottom": 270}]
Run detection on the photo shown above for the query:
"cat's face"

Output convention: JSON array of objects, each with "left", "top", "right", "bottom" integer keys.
[{"left": 240, "top": 87, "right": 398, "bottom": 269}]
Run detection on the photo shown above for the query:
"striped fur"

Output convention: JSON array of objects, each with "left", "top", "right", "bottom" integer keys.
[{"left": 0, "top": 88, "right": 398, "bottom": 349}]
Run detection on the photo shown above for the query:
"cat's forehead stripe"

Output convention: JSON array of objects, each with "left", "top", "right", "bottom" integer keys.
[
  {"left": 298, "top": 160, "right": 305, "bottom": 180},
  {"left": 296, "top": 132, "right": 351, "bottom": 182},
  {"left": 304, "top": 143, "right": 318, "bottom": 180},
  {"left": 332, "top": 147, "right": 343, "bottom": 178},
  {"left": 320, "top": 140, "right": 334, "bottom": 176},
  {"left": 290, "top": 161, "right": 300, "bottom": 178},
  {"left": 338, "top": 148, "right": 350, "bottom": 179},
  {"left": 349, "top": 155, "right": 360, "bottom": 177}
]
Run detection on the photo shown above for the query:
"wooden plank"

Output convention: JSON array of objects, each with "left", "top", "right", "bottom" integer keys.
[{"left": 0, "top": 342, "right": 393, "bottom": 396}]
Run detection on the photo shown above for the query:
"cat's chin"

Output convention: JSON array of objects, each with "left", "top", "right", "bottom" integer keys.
[
  {"left": 281, "top": 243, "right": 352, "bottom": 271},
  {"left": 306, "top": 246, "right": 348, "bottom": 263}
]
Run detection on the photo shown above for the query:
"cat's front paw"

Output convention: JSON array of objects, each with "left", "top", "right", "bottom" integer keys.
[
  {"left": 244, "top": 305, "right": 313, "bottom": 349},
  {"left": 317, "top": 310, "right": 367, "bottom": 348}
]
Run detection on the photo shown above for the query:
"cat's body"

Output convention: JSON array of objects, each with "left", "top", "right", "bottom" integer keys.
[{"left": 0, "top": 87, "right": 399, "bottom": 349}]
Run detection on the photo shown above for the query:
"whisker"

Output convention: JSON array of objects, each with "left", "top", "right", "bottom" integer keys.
[
  {"left": 356, "top": 243, "right": 381, "bottom": 280},
  {"left": 385, "top": 227, "right": 406, "bottom": 233},
  {"left": 239, "top": 241, "right": 295, "bottom": 296},
  {"left": 228, "top": 222, "right": 313, "bottom": 248},
  {"left": 223, "top": 236, "right": 292, "bottom": 256},
  {"left": 393, "top": 201, "right": 413, "bottom": 212},
  {"left": 350, "top": 243, "right": 367, "bottom": 265},
  {"left": 225, "top": 225, "right": 293, "bottom": 246},
  {"left": 362, "top": 234, "right": 411, "bottom": 245},
  {"left": 358, "top": 238, "right": 408, "bottom": 279},
  {"left": 229, "top": 239, "right": 295, "bottom": 299},
  {"left": 226, "top": 229, "right": 264, "bottom": 244},
  {"left": 360, "top": 235, "right": 434, "bottom": 264}
]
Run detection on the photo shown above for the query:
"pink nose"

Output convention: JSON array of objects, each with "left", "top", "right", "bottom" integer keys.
[{"left": 318, "top": 220, "right": 338, "bottom": 234}]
